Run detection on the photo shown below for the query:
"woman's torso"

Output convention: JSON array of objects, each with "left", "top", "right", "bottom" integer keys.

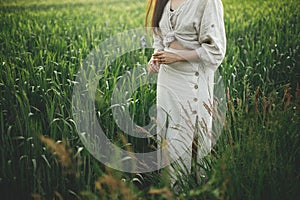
[{"left": 158, "top": 0, "right": 207, "bottom": 50}]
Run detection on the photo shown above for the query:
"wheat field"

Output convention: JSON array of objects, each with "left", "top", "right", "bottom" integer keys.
[{"left": 0, "top": 0, "right": 299, "bottom": 199}]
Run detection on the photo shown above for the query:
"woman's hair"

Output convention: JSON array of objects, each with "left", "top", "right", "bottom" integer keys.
[{"left": 145, "top": 0, "right": 168, "bottom": 28}]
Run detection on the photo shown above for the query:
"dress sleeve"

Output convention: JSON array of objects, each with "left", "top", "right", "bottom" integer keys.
[
  {"left": 153, "top": 29, "right": 164, "bottom": 52},
  {"left": 195, "top": 0, "right": 226, "bottom": 72}
]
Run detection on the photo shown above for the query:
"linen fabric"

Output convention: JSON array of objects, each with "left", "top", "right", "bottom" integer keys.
[{"left": 153, "top": 0, "right": 226, "bottom": 71}]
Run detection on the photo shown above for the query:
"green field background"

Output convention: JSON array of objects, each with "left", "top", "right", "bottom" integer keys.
[{"left": 0, "top": 0, "right": 299, "bottom": 199}]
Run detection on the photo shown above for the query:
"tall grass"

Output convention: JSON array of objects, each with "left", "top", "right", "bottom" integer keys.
[{"left": 0, "top": 0, "right": 299, "bottom": 199}]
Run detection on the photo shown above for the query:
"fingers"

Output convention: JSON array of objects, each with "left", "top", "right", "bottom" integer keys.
[
  {"left": 153, "top": 51, "right": 179, "bottom": 64},
  {"left": 152, "top": 54, "right": 165, "bottom": 64},
  {"left": 149, "top": 64, "right": 159, "bottom": 73},
  {"left": 148, "top": 60, "right": 160, "bottom": 73},
  {"left": 152, "top": 52, "right": 163, "bottom": 60},
  {"left": 153, "top": 58, "right": 165, "bottom": 64},
  {"left": 152, "top": 51, "right": 163, "bottom": 59},
  {"left": 152, "top": 51, "right": 163, "bottom": 56}
]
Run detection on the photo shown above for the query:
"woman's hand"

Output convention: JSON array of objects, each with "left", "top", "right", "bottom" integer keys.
[
  {"left": 148, "top": 57, "right": 160, "bottom": 73},
  {"left": 152, "top": 51, "right": 182, "bottom": 64}
]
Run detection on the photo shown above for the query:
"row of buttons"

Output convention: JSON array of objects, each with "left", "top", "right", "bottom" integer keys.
[{"left": 192, "top": 71, "right": 200, "bottom": 115}]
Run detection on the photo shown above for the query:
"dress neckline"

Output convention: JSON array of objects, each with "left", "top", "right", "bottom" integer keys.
[{"left": 169, "top": 0, "right": 189, "bottom": 12}]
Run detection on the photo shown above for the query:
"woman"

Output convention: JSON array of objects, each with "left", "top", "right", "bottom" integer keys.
[{"left": 145, "top": 0, "right": 226, "bottom": 187}]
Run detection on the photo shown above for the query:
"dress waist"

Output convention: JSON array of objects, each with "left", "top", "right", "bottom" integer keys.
[{"left": 163, "top": 47, "right": 199, "bottom": 73}]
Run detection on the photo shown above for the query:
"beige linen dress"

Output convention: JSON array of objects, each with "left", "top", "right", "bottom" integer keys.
[{"left": 154, "top": 0, "right": 226, "bottom": 184}]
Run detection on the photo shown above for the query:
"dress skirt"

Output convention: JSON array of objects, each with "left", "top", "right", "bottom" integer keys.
[{"left": 156, "top": 47, "right": 214, "bottom": 183}]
